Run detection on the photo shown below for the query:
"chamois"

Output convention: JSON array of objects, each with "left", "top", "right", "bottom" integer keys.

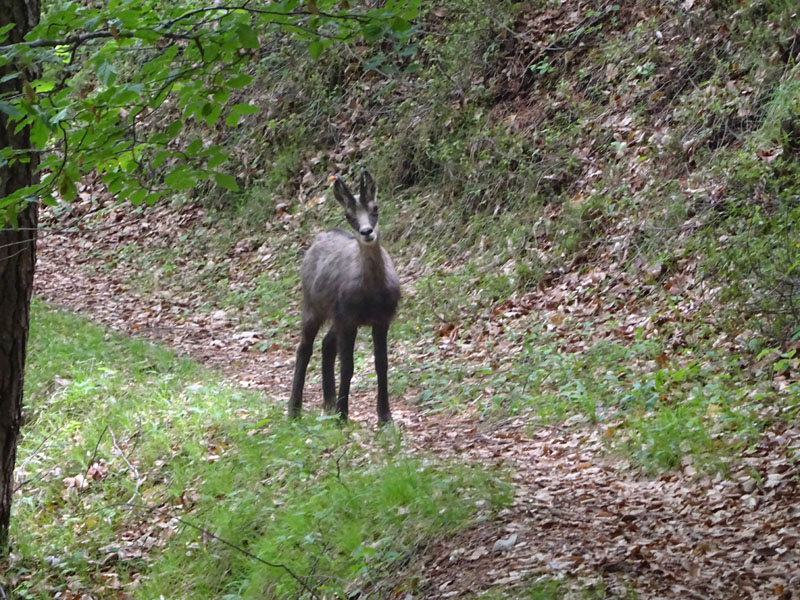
[{"left": 288, "top": 170, "right": 401, "bottom": 423}]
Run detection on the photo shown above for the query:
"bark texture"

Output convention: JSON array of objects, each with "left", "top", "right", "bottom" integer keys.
[{"left": 0, "top": 0, "right": 41, "bottom": 547}]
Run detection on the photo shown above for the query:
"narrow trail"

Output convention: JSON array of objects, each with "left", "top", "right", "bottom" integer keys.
[{"left": 33, "top": 213, "right": 800, "bottom": 600}]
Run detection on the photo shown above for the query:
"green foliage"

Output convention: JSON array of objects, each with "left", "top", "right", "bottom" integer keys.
[
  {"left": 8, "top": 301, "right": 510, "bottom": 598},
  {"left": 475, "top": 576, "right": 623, "bottom": 600},
  {"left": 696, "top": 151, "right": 800, "bottom": 342},
  {"left": 0, "top": 0, "right": 421, "bottom": 221}
]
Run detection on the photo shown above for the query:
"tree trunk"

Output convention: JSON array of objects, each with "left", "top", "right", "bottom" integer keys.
[{"left": 0, "top": 0, "right": 41, "bottom": 548}]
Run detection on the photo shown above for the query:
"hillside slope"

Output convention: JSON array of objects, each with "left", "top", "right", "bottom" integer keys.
[{"left": 25, "top": 0, "right": 800, "bottom": 598}]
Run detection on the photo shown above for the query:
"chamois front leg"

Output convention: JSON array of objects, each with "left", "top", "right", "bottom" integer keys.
[
  {"left": 372, "top": 323, "right": 392, "bottom": 424},
  {"left": 288, "top": 318, "right": 321, "bottom": 419},
  {"left": 336, "top": 326, "right": 357, "bottom": 421},
  {"left": 321, "top": 327, "right": 338, "bottom": 414}
]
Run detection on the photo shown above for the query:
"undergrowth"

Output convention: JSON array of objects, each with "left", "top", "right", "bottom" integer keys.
[
  {"left": 397, "top": 315, "right": 792, "bottom": 474},
  {"left": 7, "top": 302, "right": 510, "bottom": 598}
]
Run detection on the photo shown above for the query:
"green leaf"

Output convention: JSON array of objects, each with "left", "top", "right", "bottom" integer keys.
[
  {"left": 117, "top": 150, "right": 137, "bottom": 172},
  {"left": 187, "top": 138, "right": 203, "bottom": 155},
  {"left": 82, "top": 16, "right": 103, "bottom": 31},
  {"left": 95, "top": 59, "right": 118, "bottom": 86},
  {"left": 204, "top": 103, "right": 222, "bottom": 127},
  {"left": 152, "top": 150, "right": 171, "bottom": 169},
  {"left": 756, "top": 348, "right": 777, "bottom": 361},
  {"left": 135, "top": 28, "right": 161, "bottom": 43},
  {"left": 236, "top": 24, "right": 260, "bottom": 49},
  {"left": 0, "top": 191, "right": 22, "bottom": 209},
  {"left": 364, "top": 53, "right": 386, "bottom": 72},
  {"left": 225, "top": 112, "right": 241, "bottom": 128},
  {"left": 225, "top": 104, "right": 258, "bottom": 127},
  {"left": 164, "top": 165, "right": 198, "bottom": 190},
  {"left": 58, "top": 174, "right": 77, "bottom": 202},
  {"left": 231, "top": 103, "right": 259, "bottom": 115},
  {"left": 113, "top": 84, "right": 143, "bottom": 105},
  {"left": 390, "top": 17, "right": 411, "bottom": 32},
  {"left": 399, "top": 43, "right": 418, "bottom": 57},
  {"left": 207, "top": 151, "right": 228, "bottom": 169},
  {"left": 226, "top": 73, "right": 253, "bottom": 89},
  {"left": 33, "top": 78, "right": 55, "bottom": 93},
  {"left": 30, "top": 119, "right": 49, "bottom": 149},
  {"left": 128, "top": 188, "right": 148, "bottom": 206},
  {"left": 50, "top": 106, "right": 69, "bottom": 126},
  {"left": 0, "top": 72, "right": 20, "bottom": 84},
  {"left": 0, "top": 101, "right": 21, "bottom": 119},
  {"left": 104, "top": 172, "right": 124, "bottom": 195},
  {"left": 213, "top": 88, "right": 230, "bottom": 105},
  {"left": 166, "top": 120, "right": 183, "bottom": 139},
  {"left": 41, "top": 193, "right": 58, "bottom": 207},
  {"left": 213, "top": 172, "right": 239, "bottom": 191},
  {"left": 308, "top": 40, "right": 324, "bottom": 59},
  {"left": 0, "top": 23, "right": 16, "bottom": 40},
  {"left": 362, "top": 23, "right": 384, "bottom": 41},
  {"left": 399, "top": 0, "right": 421, "bottom": 19}
]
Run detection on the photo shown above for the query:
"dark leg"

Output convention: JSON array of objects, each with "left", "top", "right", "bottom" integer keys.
[
  {"left": 288, "top": 318, "right": 321, "bottom": 419},
  {"left": 321, "top": 326, "right": 337, "bottom": 414},
  {"left": 372, "top": 323, "right": 392, "bottom": 424},
  {"left": 336, "top": 327, "right": 357, "bottom": 421}
]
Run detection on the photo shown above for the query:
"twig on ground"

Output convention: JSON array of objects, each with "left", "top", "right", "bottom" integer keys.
[
  {"left": 78, "top": 425, "right": 110, "bottom": 499},
  {"left": 12, "top": 424, "right": 67, "bottom": 493},
  {"left": 171, "top": 514, "right": 322, "bottom": 600},
  {"left": 108, "top": 426, "right": 144, "bottom": 506},
  {"left": 334, "top": 448, "right": 348, "bottom": 489}
]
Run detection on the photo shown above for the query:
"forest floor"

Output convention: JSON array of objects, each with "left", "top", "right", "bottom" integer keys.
[{"left": 33, "top": 199, "right": 800, "bottom": 600}]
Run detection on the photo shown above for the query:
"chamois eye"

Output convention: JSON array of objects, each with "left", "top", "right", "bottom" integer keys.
[{"left": 372, "top": 205, "right": 379, "bottom": 215}]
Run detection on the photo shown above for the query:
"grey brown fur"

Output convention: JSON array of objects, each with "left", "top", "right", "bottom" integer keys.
[{"left": 288, "top": 171, "right": 401, "bottom": 423}]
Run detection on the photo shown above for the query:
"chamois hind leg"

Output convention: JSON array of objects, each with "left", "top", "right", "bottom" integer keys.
[
  {"left": 321, "top": 326, "right": 337, "bottom": 414},
  {"left": 288, "top": 317, "right": 321, "bottom": 419},
  {"left": 336, "top": 326, "right": 357, "bottom": 421},
  {"left": 372, "top": 323, "right": 392, "bottom": 424}
]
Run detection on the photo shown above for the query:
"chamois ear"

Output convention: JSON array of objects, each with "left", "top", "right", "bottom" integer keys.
[
  {"left": 333, "top": 176, "right": 356, "bottom": 210},
  {"left": 359, "top": 169, "right": 377, "bottom": 204}
]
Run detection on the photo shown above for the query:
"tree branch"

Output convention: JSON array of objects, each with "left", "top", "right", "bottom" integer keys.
[
  {"left": 18, "top": 29, "right": 196, "bottom": 49},
  {"left": 160, "top": 4, "right": 373, "bottom": 31},
  {"left": 11, "top": 4, "right": 379, "bottom": 51}
]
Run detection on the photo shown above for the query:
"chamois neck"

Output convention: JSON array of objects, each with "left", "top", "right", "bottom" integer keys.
[{"left": 357, "top": 237, "right": 387, "bottom": 286}]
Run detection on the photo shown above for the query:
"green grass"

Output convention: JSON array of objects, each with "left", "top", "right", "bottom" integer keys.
[
  {"left": 7, "top": 301, "right": 511, "bottom": 599},
  {"left": 397, "top": 320, "right": 790, "bottom": 474},
  {"left": 474, "top": 576, "right": 627, "bottom": 600}
]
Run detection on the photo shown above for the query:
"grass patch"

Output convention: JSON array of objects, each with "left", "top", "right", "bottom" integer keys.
[
  {"left": 7, "top": 301, "right": 511, "bottom": 598},
  {"left": 400, "top": 322, "right": 786, "bottom": 474},
  {"left": 474, "top": 576, "right": 625, "bottom": 600}
]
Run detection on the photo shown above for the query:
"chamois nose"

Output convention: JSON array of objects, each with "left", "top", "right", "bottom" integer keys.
[{"left": 360, "top": 226, "right": 373, "bottom": 237}]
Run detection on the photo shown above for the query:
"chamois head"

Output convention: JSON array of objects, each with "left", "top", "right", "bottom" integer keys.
[{"left": 333, "top": 170, "right": 379, "bottom": 245}]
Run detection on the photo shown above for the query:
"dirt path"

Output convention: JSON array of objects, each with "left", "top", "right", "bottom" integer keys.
[{"left": 33, "top": 210, "right": 800, "bottom": 600}]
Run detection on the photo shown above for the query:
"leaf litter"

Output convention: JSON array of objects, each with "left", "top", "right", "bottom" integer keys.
[{"left": 31, "top": 183, "right": 800, "bottom": 598}]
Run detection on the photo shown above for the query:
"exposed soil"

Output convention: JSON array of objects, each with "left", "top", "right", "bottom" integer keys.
[{"left": 33, "top": 202, "right": 800, "bottom": 600}]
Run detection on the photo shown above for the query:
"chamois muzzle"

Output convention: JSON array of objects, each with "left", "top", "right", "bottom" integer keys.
[{"left": 359, "top": 226, "right": 376, "bottom": 242}]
